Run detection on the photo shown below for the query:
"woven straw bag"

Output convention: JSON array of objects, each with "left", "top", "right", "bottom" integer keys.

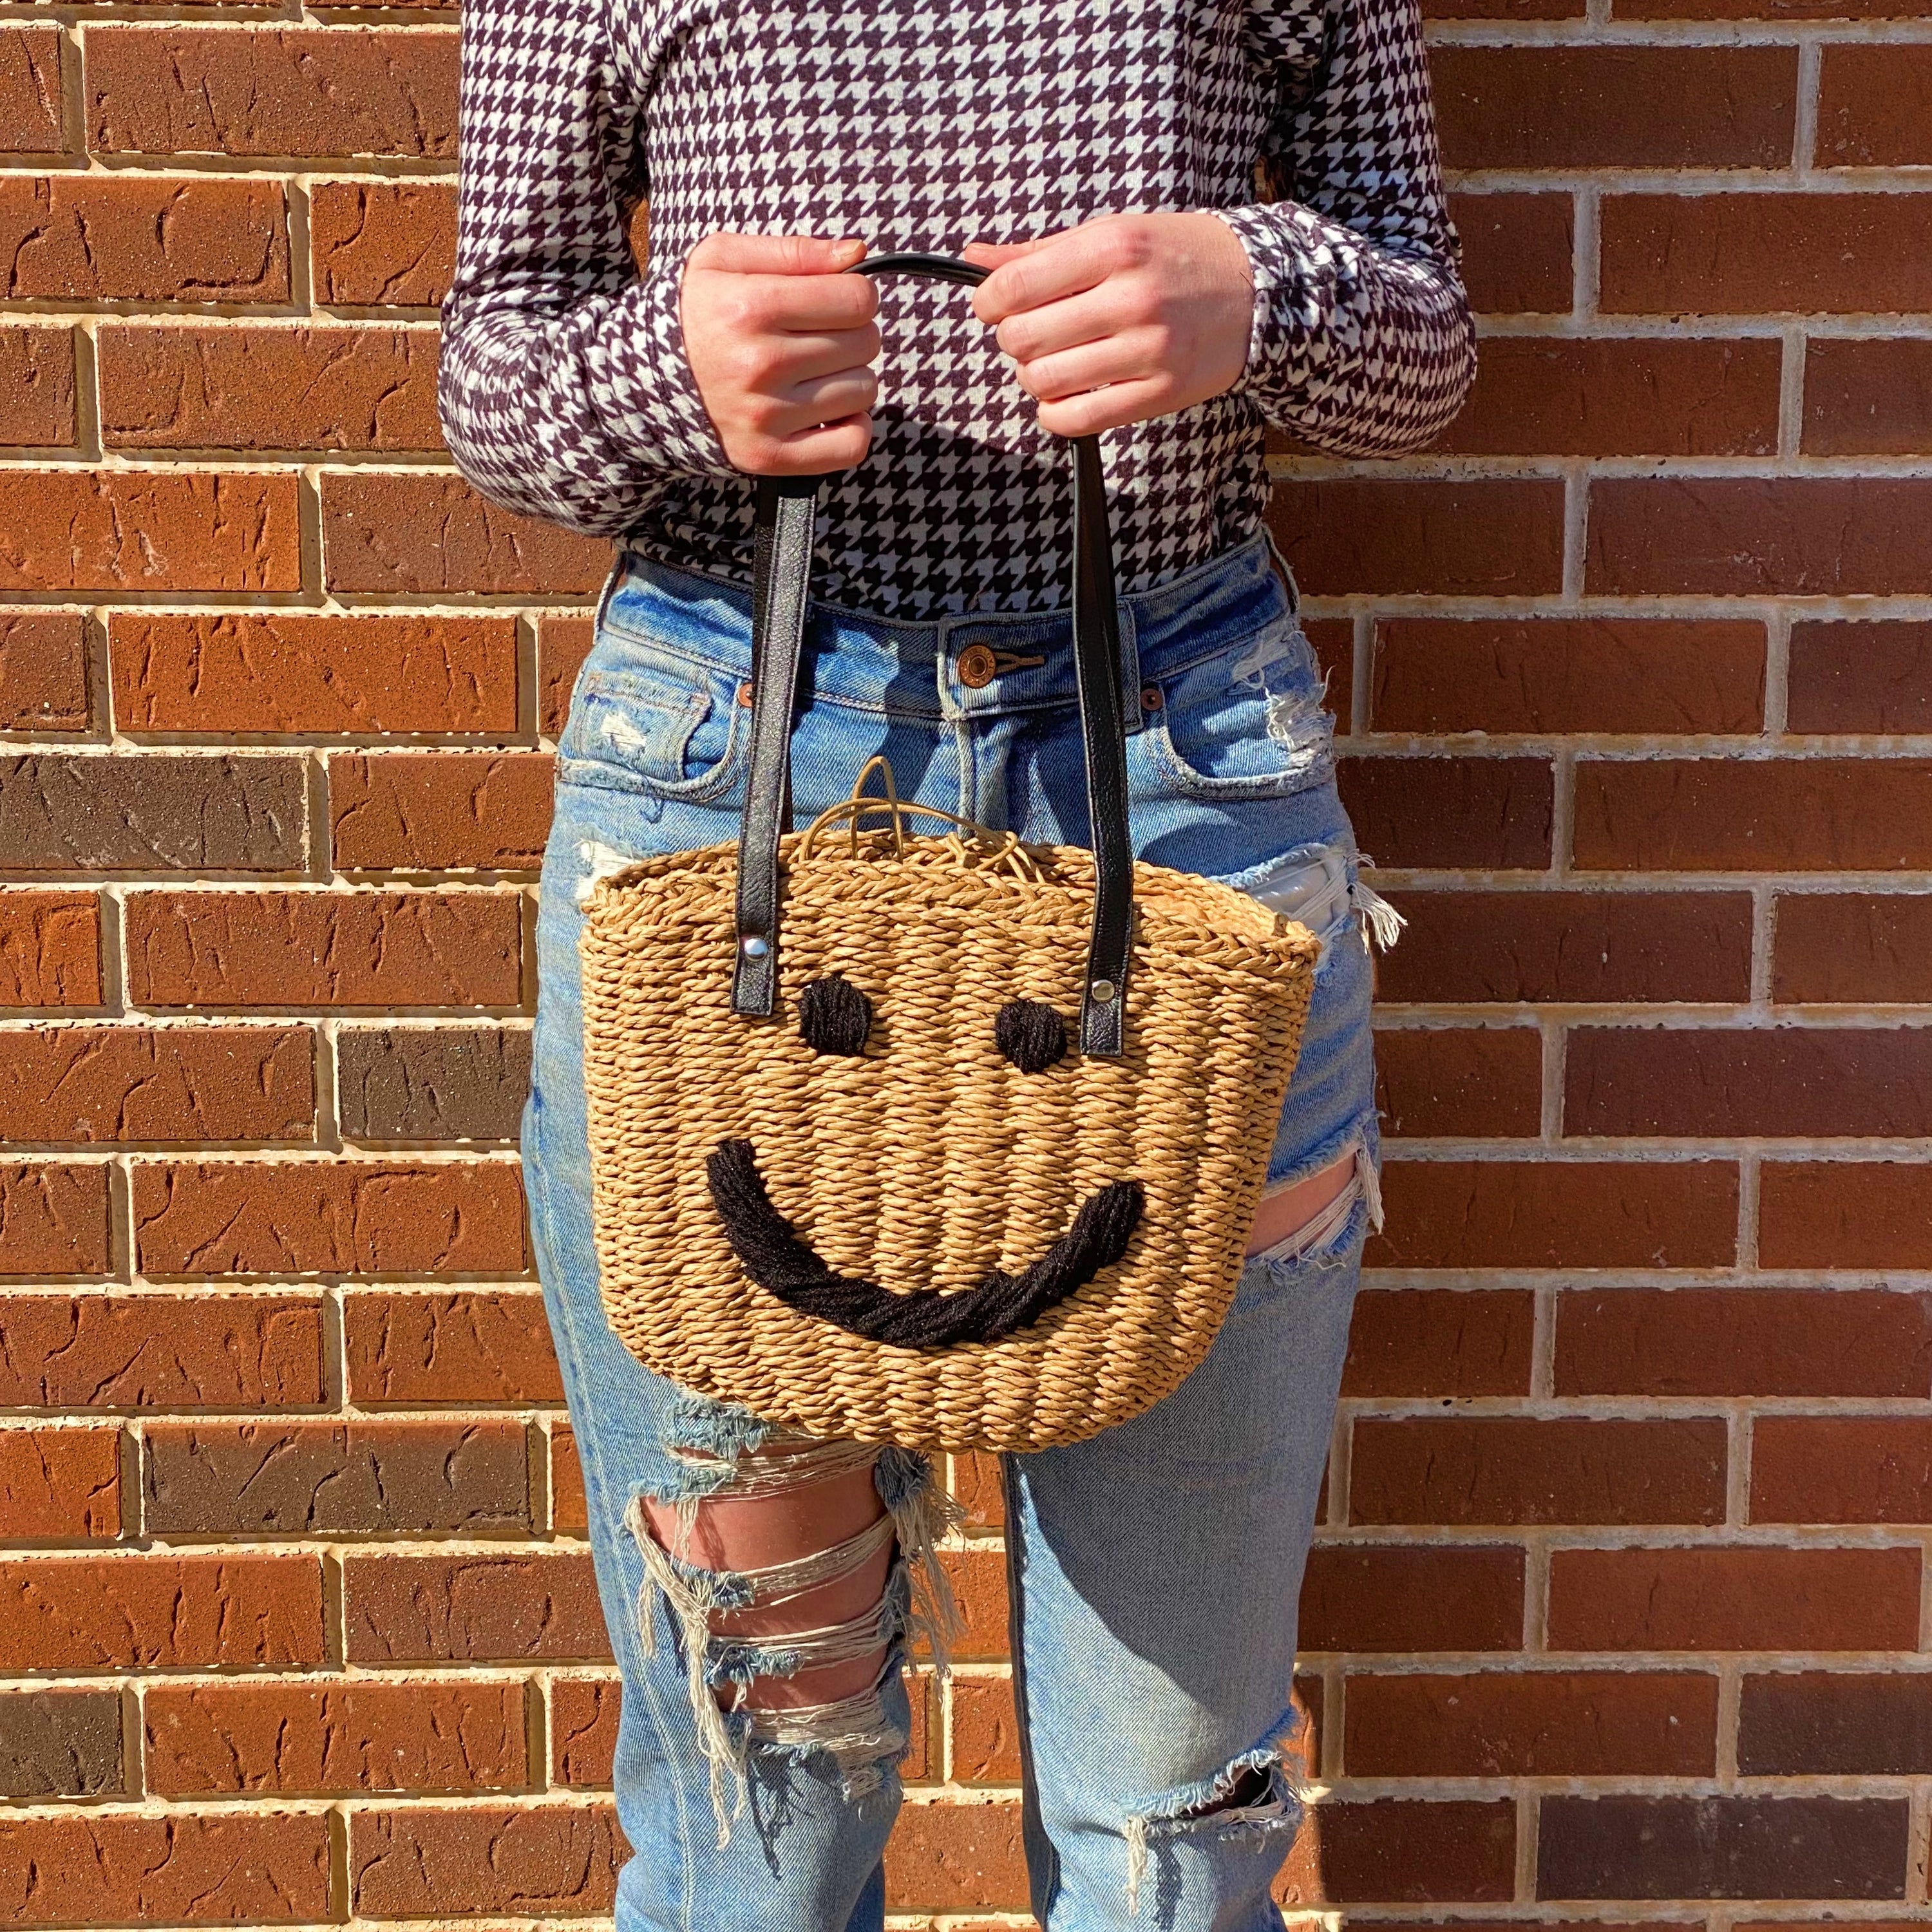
[{"left": 578, "top": 254, "right": 1321, "bottom": 1453}]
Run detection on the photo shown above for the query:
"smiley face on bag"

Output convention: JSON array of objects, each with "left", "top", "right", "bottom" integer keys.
[{"left": 576, "top": 798, "right": 1320, "bottom": 1452}]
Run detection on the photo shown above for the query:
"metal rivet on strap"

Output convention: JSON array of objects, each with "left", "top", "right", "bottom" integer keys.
[
  {"left": 741, "top": 935, "right": 770, "bottom": 959},
  {"left": 1090, "top": 980, "right": 1116, "bottom": 1004}
]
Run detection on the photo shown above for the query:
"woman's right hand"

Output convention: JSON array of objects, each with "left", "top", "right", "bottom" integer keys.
[{"left": 680, "top": 232, "right": 881, "bottom": 475}]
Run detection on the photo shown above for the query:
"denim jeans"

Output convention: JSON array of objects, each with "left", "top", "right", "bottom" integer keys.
[{"left": 526, "top": 530, "right": 1380, "bottom": 1931}]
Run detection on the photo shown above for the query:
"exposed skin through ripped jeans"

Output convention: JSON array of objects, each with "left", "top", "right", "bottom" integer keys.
[{"left": 527, "top": 531, "right": 1381, "bottom": 1930}]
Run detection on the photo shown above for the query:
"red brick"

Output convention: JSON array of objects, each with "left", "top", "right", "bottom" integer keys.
[
  {"left": 323, "top": 473, "right": 611, "bottom": 596},
  {"left": 550, "top": 1424, "right": 586, "bottom": 1531},
  {"left": 0, "top": 1293, "right": 325, "bottom": 1409},
  {"left": 330, "top": 753, "right": 554, "bottom": 871},
  {"left": 1432, "top": 47, "right": 1795, "bottom": 170},
  {"left": 1558, "top": 1287, "right": 1932, "bottom": 1399},
  {"left": 0, "top": 473, "right": 299, "bottom": 593},
  {"left": 87, "top": 26, "right": 456, "bottom": 156},
  {"left": 113, "top": 612, "right": 518, "bottom": 736},
  {"left": 1538, "top": 1794, "right": 1908, "bottom": 1902},
  {"left": 1374, "top": 891, "right": 1754, "bottom": 1005},
  {"left": 1752, "top": 1417, "right": 1932, "bottom": 1525},
  {"left": 144, "top": 1418, "right": 531, "bottom": 1535},
  {"left": 0, "top": 892, "right": 99, "bottom": 1006},
  {"left": 1816, "top": 46, "right": 1932, "bottom": 166},
  {"left": 0, "top": 328, "right": 75, "bottom": 446},
  {"left": 1589, "top": 478, "right": 1932, "bottom": 598},
  {"left": 1372, "top": 618, "right": 1765, "bottom": 734},
  {"left": 1623, "top": 0, "right": 1932, "bottom": 18},
  {"left": 1371, "top": 1160, "right": 1738, "bottom": 1270},
  {"left": 1342, "top": 1289, "right": 1535, "bottom": 1398},
  {"left": 0, "top": 1025, "right": 312, "bottom": 1144},
  {"left": 1336, "top": 756, "right": 1554, "bottom": 870},
  {"left": 884, "top": 1803, "right": 1029, "bottom": 1912},
  {"left": 0, "top": 616, "right": 87, "bottom": 734},
  {"left": 1602, "top": 194, "right": 1932, "bottom": 315},
  {"left": 1759, "top": 1162, "right": 1932, "bottom": 1271},
  {"left": 132, "top": 1159, "right": 528, "bottom": 1279},
  {"left": 949, "top": 1450, "right": 1006, "bottom": 1530},
  {"left": 0, "top": 27, "right": 62, "bottom": 154},
  {"left": 126, "top": 889, "right": 524, "bottom": 1009},
  {"left": 1373, "top": 1025, "right": 1542, "bottom": 1138},
  {"left": 1788, "top": 620, "right": 1932, "bottom": 733},
  {"left": 1449, "top": 193, "right": 1573, "bottom": 315},
  {"left": 0, "top": 1814, "right": 330, "bottom": 1926},
  {"left": 0, "top": 1689, "right": 122, "bottom": 1798},
  {"left": 0, "top": 1554, "right": 325, "bottom": 1668},
  {"left": 1345, "top": 1670, "right": 1718, "bottom": 1776},
  {"left": 1775, "top": 893, "right": 1932, "bottom": 1003},
  {"left": 1350, "top": 1417, "right": 1726, "bottom": 1526},
  {"left": 1739, "top": 1672, "right": 1932, "bottom": 1775},
  {"left": 951, "top": 1677, "right": 1022, "bottom": 1785},
  {"left": 0, "top": 1427, "right": 119, "bottom": 1539},
  {"left": 345, "top": 1551, "right": 609, "bottom": 1662},
  {"left": 1567, "top": 1026, "right": 1932, "bottom": 1139},
  {"left": 146, "top": 1680, "right": 526, "bottom": 1794},
  {"left": 350, "top": 1804, "right": 621, "bottom": 1918},
  {"left": 1802, "top": 342, "right": 1932, "bottom": 459},
  {"left": 1575, "top": 759, "right": 1932, "bottom": 872},
  {"left": 308, "top": 180, "right": 455, "bottom": 307},
  {"left": 1547, "top": 1546, "right": 1922, "bottom": 1651},
  {"left": 0, "top": 1164, "right": 109, "bottom": 1276},
  {"left": 551, "top": 1676, "right": 619, "bottom": 1787},
  {"left": 1270, "top": 479, "right": 1565, "bottom": 596},
  {"left": 99, "top": 325, "right": 440, "bottom": 452},
  {"left": 1299, "top": 1544, "right": 1525, "bottom": 1652},
  {"left": 345, "top": 1291, "right": 563, "bottom": 1405},
  {"left": 0, "top": 177, "right": 288, "bottom": 303},
  {"left": 935, "top": 1548, "right": 1009, "bottom": 1661},
  {"left": 540, "top": 616, "right": 594, "bottom": 738},
  {"left": 1280, "top": 1799, "right": 1515, "bottom": 1904}
]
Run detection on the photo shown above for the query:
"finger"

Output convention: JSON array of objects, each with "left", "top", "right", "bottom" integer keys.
[
  {"left": 972, "top": 226, "right": 1115, "bottom": 325},
  {"left": 748, "top": 415, "right": 873, "bottom": 477},
  {"left": 760, "top": 366, "right": 880, "bottom": 438},
  {"left": 993, "top": 282, "right": 1127, "bottom": 366},
  {"left": 688, "top": 231, "right": 867, "bottom": 276},
  {"left": 1035, "top": 376, "right": 1168, "bottom": 440},
  {"left": 717, "top": 271, "right": 880, "bottom": 337},
  {"left": 960, "top": 238, "right": 1052, "bottom": 270},
  {"left": 1012, "top": 328, "right": 1162, "bottom": 405},
  {"left": 759, "top": 325, "right": 883, "bottom": 388}
]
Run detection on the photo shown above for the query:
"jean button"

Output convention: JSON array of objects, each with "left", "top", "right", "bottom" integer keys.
[{"left": 957, "top": 644, "right": 998, "bottom": 690}]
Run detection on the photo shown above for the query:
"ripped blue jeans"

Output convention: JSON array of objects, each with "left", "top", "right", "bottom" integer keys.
[{"left": 527, "top": 530, "right": 1381, "bottom": 1931}]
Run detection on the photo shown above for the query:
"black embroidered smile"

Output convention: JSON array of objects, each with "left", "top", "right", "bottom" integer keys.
[{"left": 706, "top": 1139, "right": 1144, "bottom": 1349}]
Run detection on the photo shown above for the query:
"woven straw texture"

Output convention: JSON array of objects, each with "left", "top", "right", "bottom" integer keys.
[{"left": 579, "top": 829, "right": 1321, "bottom": 1452}]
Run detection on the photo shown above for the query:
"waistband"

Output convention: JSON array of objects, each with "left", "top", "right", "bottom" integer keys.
[{"left": 605, "top": 531, "right": 1297, "bottom": 723}]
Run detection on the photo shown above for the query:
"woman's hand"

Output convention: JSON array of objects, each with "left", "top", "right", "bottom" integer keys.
[
  {"left": 680, "top": 232, "right": 881, "bottom": 474},
  {"left": 962, "top": 212, "right": 1254, "bottom": 437}
]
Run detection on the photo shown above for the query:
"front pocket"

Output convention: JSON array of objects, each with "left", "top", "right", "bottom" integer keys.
[
  {"left": 1144, "top": 621, "right": 1334, "bottom": 802},
  {"left": 556, "top": 657, "right": 748, "bottom": 802}
]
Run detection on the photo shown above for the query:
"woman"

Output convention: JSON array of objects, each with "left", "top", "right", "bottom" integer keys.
[{"left": 440, "top": 0, "right": 1472, "bottom": 1922}]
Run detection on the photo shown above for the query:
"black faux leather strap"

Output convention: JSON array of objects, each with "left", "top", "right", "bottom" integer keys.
[{"left": 730, "top": 251, "right": 1133, "bottom": 1056}]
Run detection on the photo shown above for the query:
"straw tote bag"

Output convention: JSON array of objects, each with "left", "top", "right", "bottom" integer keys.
[{"left": 577, "top": 252, "right": 1322, "bottom": 1453}]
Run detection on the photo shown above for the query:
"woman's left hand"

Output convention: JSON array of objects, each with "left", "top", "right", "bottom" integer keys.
[{"left": 961, "top": 212, "right": 1254, "bottom": 437}]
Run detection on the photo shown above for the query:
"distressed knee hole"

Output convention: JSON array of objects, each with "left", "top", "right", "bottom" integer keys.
[
  {"left": 623, "top": 1435, "right": 963, "bottom": 1844},
  {"left": 1124, "top": 1735, "right": 1308, "bottom": 1918}
]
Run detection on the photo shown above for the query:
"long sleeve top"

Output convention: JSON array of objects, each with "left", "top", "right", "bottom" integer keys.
[{"left": 440, "top": 0, "right": 1475, "bottom": 619}]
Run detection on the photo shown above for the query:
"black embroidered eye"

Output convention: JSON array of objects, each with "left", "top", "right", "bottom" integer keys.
[
  {"left": 798, "top": 974, "right": 873, "bottom": 1056},
  {"left": 996, "top": 1000, "right": 1067, "bottom": 1075}
]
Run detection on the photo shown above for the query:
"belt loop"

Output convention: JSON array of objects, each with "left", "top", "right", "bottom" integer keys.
[
  {"left": 1116, "top": 596, "right": 1146, "bottom": 737},
  {"left": 934, "top": 612, "right": 962, "bottom": 721},
  {"left": 1262, "top": 529, "right": 1302, "bottom": 616}
]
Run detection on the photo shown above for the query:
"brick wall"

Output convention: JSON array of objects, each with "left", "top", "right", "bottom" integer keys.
[{"left": 0, "top": 0, "right": 1927, "bottom": 1924}]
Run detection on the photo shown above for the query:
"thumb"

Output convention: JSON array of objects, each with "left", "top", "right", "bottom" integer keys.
[{"left": 687, "top": 231, "right": 867, "bottom": 275}]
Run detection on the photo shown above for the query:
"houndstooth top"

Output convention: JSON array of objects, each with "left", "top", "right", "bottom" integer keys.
[{"left": 440, "top": 0, "right": 1475, "bottom": 618}]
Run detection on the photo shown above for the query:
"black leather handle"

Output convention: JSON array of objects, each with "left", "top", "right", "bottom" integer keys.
[{"left": 731, "top": 251, "right": 1133, "bottom": 1057}]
